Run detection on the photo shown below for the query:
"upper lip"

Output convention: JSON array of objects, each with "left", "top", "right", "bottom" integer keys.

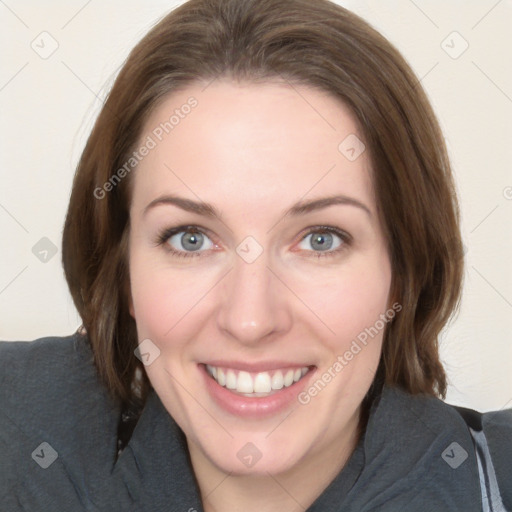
[{"left": 201, "top": 360, "right": 315, "bottom": 373}]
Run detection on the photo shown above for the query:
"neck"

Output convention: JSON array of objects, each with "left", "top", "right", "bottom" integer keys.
[{"left": 189, "top": 408, "right": 364, "bottom": 512}]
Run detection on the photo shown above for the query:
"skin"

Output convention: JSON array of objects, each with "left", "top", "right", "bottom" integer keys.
[{"left": 128, "top": 80, "right": 392, "bottom": 512}]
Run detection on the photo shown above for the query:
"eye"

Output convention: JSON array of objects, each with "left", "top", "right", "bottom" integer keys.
[
  {"left": 296, "top": 227, "right": 351, "bottom": 258},
  {"left": 156, "top": 225, "right": 216, "bottom": 258},
  {"left": 155, "top": 224, "right": 351, "bottom": 260}
]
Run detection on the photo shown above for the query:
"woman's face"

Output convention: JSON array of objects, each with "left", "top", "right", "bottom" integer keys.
[{"left": 128, "top": 80, "right": 392, "bottom": 476}]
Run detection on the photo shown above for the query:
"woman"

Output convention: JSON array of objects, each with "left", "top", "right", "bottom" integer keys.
[{"left": 1, "top": 0, "right": 510, "bottom": 510}]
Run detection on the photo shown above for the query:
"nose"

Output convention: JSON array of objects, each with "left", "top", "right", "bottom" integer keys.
[{"left": 216, "top": 249, "right": 292, "bottom": 346}]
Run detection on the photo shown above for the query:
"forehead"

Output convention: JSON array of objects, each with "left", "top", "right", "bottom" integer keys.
[{"left": 131, "top": 80, "right": 374, "bottom": 217}]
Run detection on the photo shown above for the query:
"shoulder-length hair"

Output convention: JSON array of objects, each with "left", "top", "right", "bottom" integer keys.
[{"left": 62, "top": 0, "right": 463, "bottom": 409}]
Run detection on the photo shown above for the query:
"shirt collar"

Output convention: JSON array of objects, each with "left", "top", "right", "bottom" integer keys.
[{"left": 111, "top": 385, "right": 481, "bottom": 511}]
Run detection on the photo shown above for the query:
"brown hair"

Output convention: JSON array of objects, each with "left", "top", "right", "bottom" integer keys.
[{"left": 62, "top": 0, "right": 463, "bottom": 410}]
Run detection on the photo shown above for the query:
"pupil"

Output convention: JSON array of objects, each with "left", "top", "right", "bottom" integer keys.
[
  {"left": 312, "top": 233, "right": 332, "bottom": 251},
  {"left": 182, "top": 231, "right": 203, "bottom": 251}
]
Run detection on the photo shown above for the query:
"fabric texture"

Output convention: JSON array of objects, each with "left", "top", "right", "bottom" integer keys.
[{"left": 1, "top": 333, "right": 510, "bottom": 511}]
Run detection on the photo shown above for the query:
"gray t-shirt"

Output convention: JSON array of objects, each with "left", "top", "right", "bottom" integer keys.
[{"left": 1, "top": 332, "right": 510, "bottom": 511}]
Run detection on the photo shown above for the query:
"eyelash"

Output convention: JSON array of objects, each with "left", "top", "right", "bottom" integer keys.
[{"left": 154, "top": 225, "right": 352, "bottom": 260}]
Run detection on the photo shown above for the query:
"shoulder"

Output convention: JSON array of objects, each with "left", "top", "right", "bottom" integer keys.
[
  {"left": 0, "top": 332, "right": 104, "bottom": 416},
  {"left": 0, "top": 331, "right": 89, "bottom": 373},
  {"left": 358, "top": 386, "right": 482, "bottom": 510},
  {"left": 376, "top": 386, "right": 510, "bottom": 459},
  {"left": 0, "top": 333, "right": 121, "bottom": 508},
  {"left": 373, "top": 386, "right": 512, "bottom": 510},
  {"left": 371, "top": 385, "right": 473, "bottom": 436},
  {"left": 469, "top": 405, "right": 512, "bottom": 511},
  {"left": 0, "top": 331, "right": 119, "bottom": 433}
]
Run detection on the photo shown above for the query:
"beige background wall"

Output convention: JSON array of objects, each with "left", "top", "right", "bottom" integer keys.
[{"left": 0, "top": 0, "right": 510, "bottom": 412}]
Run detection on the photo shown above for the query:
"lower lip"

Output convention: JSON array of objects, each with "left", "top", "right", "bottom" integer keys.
[{"left": 199, "top": 364, "right": 316, "bottom": 418}]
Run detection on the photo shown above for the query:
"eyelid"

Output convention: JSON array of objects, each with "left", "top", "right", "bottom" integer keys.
[
  {"left": 155, "top": 224, "right": 213, "bottom": 243},
  {"left": 155, "top": 225, "right": 220, "bottom": 255},
  {"left": 155, "top": 224, "right": 352, "bottom": 259},
  {"left": 292, "top": 225, "right": 352, "bottom": 258},
  {"left": 297, "top": 225, "right": 352, "bottom": 244}
]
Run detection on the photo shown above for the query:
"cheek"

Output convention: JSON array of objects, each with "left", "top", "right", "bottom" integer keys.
[
  {"left": 129, "top": 248, "right": 215, "bottom": 342},
  {"left": 305, "top": 253, "right": 392, "bottom": 352},
  {"left": 129, "top": 249, "right": 180, "bottom": 339}
]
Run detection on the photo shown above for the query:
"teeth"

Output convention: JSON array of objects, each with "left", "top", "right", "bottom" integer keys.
[
  {"left": 217, "top": 367, "right": 226, "bottom": 386},
  {"left": 254, "top": 372, "right": 271, "bottom": 393},
  {"left": 205, "top": 364, "right": 310, "bottom": 395},
  {"left": 237, "top": 371, "right": 254, "bottom": 393},
  {"left": 226, "top": 369, "right": 237, "bottom": 390},
  {"left": 283, "top": 369, "right": 294, "bottom": 387},
  {"left": 271, "top": 371, "right": 284, "bottom": 390}
]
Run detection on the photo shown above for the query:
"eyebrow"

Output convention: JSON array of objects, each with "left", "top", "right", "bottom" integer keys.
[{"left": 143, "top": 194, "right": 372, "bottom": 219}]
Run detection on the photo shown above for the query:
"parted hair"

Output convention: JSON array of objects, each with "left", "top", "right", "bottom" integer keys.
[{"left": 62, "top": 0, "right": 464, "bottom": 411}]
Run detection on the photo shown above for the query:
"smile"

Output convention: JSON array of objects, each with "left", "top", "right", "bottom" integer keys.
[{"left": 205, "top": 364, "right": 312, "bottom": 397}]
